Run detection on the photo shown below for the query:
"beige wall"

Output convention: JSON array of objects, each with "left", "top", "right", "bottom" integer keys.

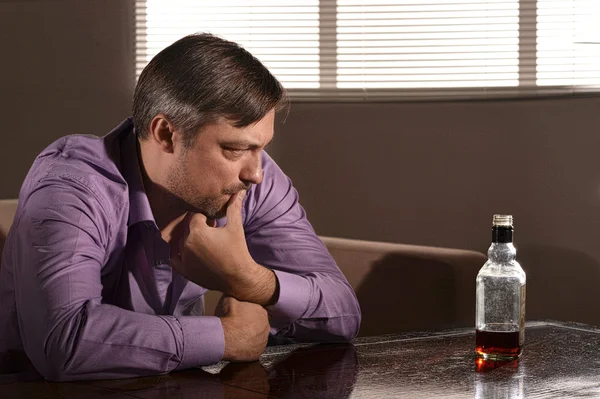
[
  {"left": 274, "top": 99, "right": 600, "bottom": 323},
  {"left": 2, "top": 0, "right": 600, "bottom": 324},
  {"left": 0, "top": 0, "right": 134, "bottom": 198}
]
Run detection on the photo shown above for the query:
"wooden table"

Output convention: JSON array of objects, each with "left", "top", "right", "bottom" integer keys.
[{"left": 2, "top": 320, "right": 599, "bottom": 398}]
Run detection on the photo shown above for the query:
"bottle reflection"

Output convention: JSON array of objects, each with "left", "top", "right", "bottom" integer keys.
[
  {"left": 219, "top": 344, "right": 359, "bottom": 398},
  {"left": 474, "top": 358, "right": 524, "bottom": 399},
  {"left": 475, "top": 357, "right": 520, "bottom": 373}
]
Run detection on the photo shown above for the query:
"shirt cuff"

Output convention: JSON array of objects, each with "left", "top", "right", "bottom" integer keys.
[
  {"left": 175, "top": 315, "right": 224, "bottom": 370},
  {"left": 267, "top": 270, "right": 311, "bottom": 329}
]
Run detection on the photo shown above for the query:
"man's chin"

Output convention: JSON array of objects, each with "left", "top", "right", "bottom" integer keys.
[
  {"left": 187, "top": 204, "right": 228, "bottom": 220},
  {"left": 214, "top": 204, "right": 230, "bottom": 219},
  {"left": 175, "top": 195, "right": 230, "bottom": 220},
  {"left": 207, "top": 208, "right": 227, "bottom": 220}
]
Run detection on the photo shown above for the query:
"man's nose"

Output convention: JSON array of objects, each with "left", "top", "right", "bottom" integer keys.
[{"left": 240, "top": 152, "right": 263, "bottom": 185}]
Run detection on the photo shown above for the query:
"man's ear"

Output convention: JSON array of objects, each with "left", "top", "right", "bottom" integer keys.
[{"left": 149, "top": 114, "right": 176, "bottom": 154}]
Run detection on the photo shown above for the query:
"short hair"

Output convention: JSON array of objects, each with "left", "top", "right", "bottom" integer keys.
[{"left": 133, "top": 33, "right": 288, "bottom": 146}]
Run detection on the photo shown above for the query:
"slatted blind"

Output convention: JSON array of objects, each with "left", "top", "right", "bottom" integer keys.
[
  {"left": 336, "top": 0, "right": 520, "bottom": 89},
  {"left": 136, "top": 1, "right": 320, "bottom": 89},
  {"left": 135, "top": 0, "right": 600, "bottom": 101},
  {"left": 536, "top": 0, "right": 600, "bottom": 87}
]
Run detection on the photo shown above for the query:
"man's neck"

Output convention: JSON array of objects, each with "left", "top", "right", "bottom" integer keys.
[
  {"left": 137, "top": 140, "right": 186, "bottom": 235},
  {"left": 147, "top": 185, "right": 185, "bottom": 232}
]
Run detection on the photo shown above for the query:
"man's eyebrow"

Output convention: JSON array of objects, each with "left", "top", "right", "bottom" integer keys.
[{"left": 220, "top": 137, "right": 274, "bottom": 149}]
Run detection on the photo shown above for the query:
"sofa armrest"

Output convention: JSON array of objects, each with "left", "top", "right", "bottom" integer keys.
[{"left": 0, "top": 199, "right": 19, "bottom": 269}]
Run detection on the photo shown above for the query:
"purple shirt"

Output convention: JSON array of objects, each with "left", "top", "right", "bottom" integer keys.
[{"left": 0, "top": 118, "right": 360, "bottom": 381}]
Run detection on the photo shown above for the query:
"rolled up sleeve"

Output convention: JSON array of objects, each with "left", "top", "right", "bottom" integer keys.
[{"left": 244, "top": 153, "right": 361, "bottom": 342}]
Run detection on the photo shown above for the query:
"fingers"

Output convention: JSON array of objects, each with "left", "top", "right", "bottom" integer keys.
[
  {"left": 226, "top": 190, "right": 246, "bottom": 228},
  {"left": 176, "top": 212, "right": 192, "bottom": 255},
  {"left": 216, "top": 295, "right": 240, "bottom": 316},
  {"left": 215, "top": 294, "right": 228, "bottom": 317},
  {"left": 186, "top": 212, "right": 210, "bottom": 234},
  {"left": 182, "top": 212, "right": 194, "bottom": 236}
]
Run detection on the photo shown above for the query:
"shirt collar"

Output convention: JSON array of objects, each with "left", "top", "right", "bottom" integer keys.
[{"left": 120, "top": 120, "right": 156, "bottom": 227}]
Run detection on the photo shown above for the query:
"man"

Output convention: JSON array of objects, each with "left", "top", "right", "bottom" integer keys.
[{"left": 0, "top": 33, "right": 361, "bottom": 381}]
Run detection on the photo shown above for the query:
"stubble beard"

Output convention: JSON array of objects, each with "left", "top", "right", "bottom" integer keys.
[{"left": 167, "top": 158, "right": 249, "bottom": 220}]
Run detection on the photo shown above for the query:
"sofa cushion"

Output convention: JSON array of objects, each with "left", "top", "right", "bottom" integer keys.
[
  {"left": 0, "top": 199, "right": 18, "bottom": 268},
  {"left": 0, "top": 199, "right": 18, "bottom": 236}
]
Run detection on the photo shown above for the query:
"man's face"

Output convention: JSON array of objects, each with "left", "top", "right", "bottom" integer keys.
[{"left": 166, "top": 110, "right": 275, "bottom": 220}]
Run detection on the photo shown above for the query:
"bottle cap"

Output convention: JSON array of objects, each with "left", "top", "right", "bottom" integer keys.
[{"left": 493, "top": 214, "right": 513, "bottom": 227}]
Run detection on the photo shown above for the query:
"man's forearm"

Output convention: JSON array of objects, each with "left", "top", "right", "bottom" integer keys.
[{"left": 228, "top": 262, "right": 280, "bottom": 306}]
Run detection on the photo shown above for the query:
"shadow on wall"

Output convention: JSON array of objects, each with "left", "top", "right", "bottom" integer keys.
[
  {"left": 354, "top": 252, "right": 484, "bottom": 337},
  {"left": 519, "top": 245, "right": 600, "bottom": 326}
]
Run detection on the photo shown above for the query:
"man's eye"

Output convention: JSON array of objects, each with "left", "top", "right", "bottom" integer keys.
[{"left": 226, "top": 148, "right": 246, "bottom": 156}]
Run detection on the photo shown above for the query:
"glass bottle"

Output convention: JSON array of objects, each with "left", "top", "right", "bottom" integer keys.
[{"left": 475, "top": 214, "right": 526, "bottom": 360}]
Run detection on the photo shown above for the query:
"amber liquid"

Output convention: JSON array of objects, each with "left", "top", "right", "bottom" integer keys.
[{"left": 475, "top": 330, "right": 521, "bottom": 360}]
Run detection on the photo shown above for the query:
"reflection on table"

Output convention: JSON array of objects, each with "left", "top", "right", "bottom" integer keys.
[{"left": 2, "top": 321, "right": 600, "bottom": 398}]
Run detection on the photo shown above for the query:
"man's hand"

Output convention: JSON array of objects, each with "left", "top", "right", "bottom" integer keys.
[
  {"left": 216, "top": 296, "right": 270, "bottom": 362},
  {"left": 170, "top": 191, "right": 278, "bottom": 306}
]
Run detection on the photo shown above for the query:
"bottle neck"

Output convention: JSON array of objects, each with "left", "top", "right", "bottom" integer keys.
[
  {"left": 489, "top": 226, "right": 516, "bottom": 263},
  {"left": 492, "top": 226, "right": 513, "bottom": 244}
]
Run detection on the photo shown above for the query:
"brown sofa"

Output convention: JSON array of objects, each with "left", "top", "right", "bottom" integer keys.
[
  {"left": 0, "top": 199, "right": 17, "bottom": 267},
  {"left": 0, "top": 199, "right": 486, "bottom": 336}
]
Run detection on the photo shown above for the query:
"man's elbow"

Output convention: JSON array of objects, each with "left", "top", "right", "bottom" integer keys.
[
  {"left": 322, "top": 313, "right": 362, "bottom": 343},
  {"left": 339, "top": 294, "right": 362, "bottom": 342},
  {"left": 43, "top": 367, "right": 74, "bottom": 382},
  {"left": 35, "top": 350, "right": 80, "bottom": 382},
  {"left": 340, "top": 312, "right": 362, "bottom": 342},
  {"left": 30, "top": 329, "right": 84, "bottom": 381},
  {"left": 329, "top": 295, "right": 362, "bottom": 343}
]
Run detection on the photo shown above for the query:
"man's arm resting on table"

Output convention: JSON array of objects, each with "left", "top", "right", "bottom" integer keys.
[{"left": 10, "top": 185, "right": 227, "bottom": 381}]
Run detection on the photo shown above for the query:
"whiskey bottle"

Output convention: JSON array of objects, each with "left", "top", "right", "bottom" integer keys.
[{"left": 475, "top": 214, "right": 526, "bottom": 360}]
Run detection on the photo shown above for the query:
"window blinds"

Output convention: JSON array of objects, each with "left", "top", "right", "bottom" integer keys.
[
  {"left": 536, "top": 0, "right": 600, "bottom": 88},
  {"left": 135, "top": 0, "right": 600, "bottom": 101}
]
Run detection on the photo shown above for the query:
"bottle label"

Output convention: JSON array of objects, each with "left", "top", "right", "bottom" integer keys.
[{"left": 519, "top": 284, "right": 526, "bottom": 345}]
